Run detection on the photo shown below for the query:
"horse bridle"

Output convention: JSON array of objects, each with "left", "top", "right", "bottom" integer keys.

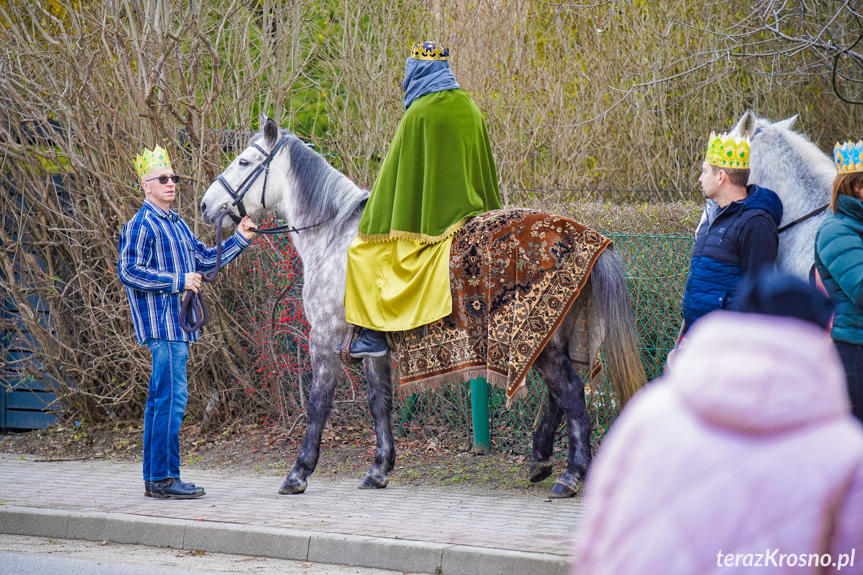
[
  {"left": 214, "top": 135, "right": 335, "bottom": 235},
  {"left": 216, "top": 135, "right": 288, "bottom": 224},
  {"left": 183, "top": 136, "right": 337, "bottom": 332}
]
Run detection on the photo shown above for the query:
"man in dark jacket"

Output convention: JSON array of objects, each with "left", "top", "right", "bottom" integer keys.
[{"left": 681, "top": 132, "right": 783, "bottom": 333}]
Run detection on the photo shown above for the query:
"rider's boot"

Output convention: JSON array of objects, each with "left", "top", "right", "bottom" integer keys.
[{"left": 333, "top": 328, "right": 388, "bottom": 359}]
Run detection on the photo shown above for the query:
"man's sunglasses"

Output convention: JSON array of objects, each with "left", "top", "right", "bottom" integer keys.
[{"left": 145, "top": 175, "right": 181, "bottom": 185}]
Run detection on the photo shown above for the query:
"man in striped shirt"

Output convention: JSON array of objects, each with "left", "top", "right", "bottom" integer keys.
[{"left": 119, "top": 146, "right": 256, "bottom": 499}]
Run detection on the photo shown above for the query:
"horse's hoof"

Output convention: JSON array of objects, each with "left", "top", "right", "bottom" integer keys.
[
  {"left": 549, "top": 478, "right": 581, "bottom": 499},
  {"left": 358, "top": 473, "right": 389, "bottom": 489},
  {"left": 528, "top": 461, "right": 553, "bottom": 483},
  {"left": 278, "top": 474, "right": 307, "bottom": 495}
]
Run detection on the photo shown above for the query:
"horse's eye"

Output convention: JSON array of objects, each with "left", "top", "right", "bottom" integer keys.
[{"left": 239, "top": 159, "right": 249, "bottom": 167}]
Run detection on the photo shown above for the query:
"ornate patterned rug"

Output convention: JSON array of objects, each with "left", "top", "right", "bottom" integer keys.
[{"left": 390, "top": 209, "right": 611, "bottom": 400}]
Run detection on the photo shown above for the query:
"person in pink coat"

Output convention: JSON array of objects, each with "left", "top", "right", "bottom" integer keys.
[{"left": 573, "top": 273, "right": 863, "bottom": 574}]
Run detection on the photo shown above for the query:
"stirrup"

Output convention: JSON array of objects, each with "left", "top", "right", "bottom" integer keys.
[{"left": 338, "top": 324, "right": 362, "bottom": 365}]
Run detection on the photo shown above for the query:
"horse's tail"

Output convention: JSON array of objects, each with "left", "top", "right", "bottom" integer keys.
[{"left": 590, "top": 247, "right": 646, "bottom": 405}]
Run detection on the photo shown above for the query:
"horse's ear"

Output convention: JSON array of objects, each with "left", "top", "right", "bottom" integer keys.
[
  {"left": 775, "top": 114, "right": 798, "bottom": 130},
  {"left": 738, "top": 110, "right": 757, "bottom": 138},
  {"left": 264, "top": 116, "right": 279, "bottom": 147}
]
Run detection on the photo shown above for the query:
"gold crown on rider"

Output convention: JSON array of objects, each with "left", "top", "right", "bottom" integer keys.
[
  {"left": 134, "top": 146, "right": 172, "bottom": 181},
  {"left": 410, "top": 41, "right": 449, "bottom": 61},
  {"left": 705, "top": 132, "right": 750, "bottom": 170},
  {"left": 834, "top": 141, "right": 863, "bottom": 175}
]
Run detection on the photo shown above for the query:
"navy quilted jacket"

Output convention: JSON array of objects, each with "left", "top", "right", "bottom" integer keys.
[{"left": 682, "top": 185, "right": 783, "bottom": 330}]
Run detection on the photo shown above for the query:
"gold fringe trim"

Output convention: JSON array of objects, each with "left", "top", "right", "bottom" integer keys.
[
  {"left": 357, "top": 218, "right": 467, "bottom": 245},
  {"left": 399, "top": 367, "right": 528, "bottom": 408}
]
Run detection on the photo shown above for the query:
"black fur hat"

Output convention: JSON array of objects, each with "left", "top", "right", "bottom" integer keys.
[{"left": 733, "top": 270, "right": 834, "bottom": 330}]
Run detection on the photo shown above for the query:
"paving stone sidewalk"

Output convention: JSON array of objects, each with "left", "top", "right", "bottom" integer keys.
[{"left": 0, "top": 454, "right": 582, "bottom": 574}]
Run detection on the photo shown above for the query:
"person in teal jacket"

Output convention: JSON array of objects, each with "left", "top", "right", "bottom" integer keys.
[{"left": 814, "top": 140, "right": 863, "bottom": 422}]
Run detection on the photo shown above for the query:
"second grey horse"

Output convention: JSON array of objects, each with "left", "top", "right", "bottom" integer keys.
[{"left": 728, "top": 111, "right": 836, "bottom": 279}]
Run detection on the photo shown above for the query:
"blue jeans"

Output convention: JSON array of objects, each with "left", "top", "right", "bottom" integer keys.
[
  {"left": 143, "top": 339, "right": 189, "bottom": 481},
  {"left": 834, "top": 341, "right": 863, "bottom": 423}
]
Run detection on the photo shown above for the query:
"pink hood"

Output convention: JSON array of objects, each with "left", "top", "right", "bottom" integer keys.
[
  {"left": 573, "top": 311, "right": 863, "bottom": 575},
  {"left": 668, "top": 311, "right": 849, "bottom": 433}
]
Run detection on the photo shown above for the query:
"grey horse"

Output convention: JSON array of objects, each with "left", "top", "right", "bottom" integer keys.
[
  {"left": 728, "top": 111, "right": 836, "bottom": 279},
  {"left": 200, "top": 117, "right": 646, "bottom": 498}
]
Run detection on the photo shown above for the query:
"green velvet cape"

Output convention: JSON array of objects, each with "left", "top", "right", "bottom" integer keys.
[{"left": 358, "top": 88, "right": 501, "bottom": 243}]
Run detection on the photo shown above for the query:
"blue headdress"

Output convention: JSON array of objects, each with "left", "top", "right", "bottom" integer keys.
[
  {"left": 403, "top": 41, "right": 460, "bottom": 110},
  {"left": 834, "top": 141, "right": 863, "bottom": 175}
]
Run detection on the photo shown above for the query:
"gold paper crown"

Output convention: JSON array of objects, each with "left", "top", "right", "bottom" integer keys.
[
  {"left": 834, "top": 141, "right": 863, "bottom": 175},
  {"left": 410, "top": 41, "right": 449, "bottom": 61},
  {"left": 134, "top": 146, "right": 172, "bottom": 181},
  {"left": 705, "top": 132, "right": 750, "bottom": 170}
]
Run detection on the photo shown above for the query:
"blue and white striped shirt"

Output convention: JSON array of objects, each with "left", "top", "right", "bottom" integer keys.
[{"left": 118, "top": 200, "right": 250, "bottom": 344}]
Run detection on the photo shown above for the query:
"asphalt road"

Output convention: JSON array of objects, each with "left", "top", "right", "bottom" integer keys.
[{"left": 0, "top": 535, "right": 418, "bottom": 575}]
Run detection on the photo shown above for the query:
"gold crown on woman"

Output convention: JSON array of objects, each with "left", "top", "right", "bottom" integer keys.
[
  {"left": 410, "top": 41, "right": 449, "bottom": 61},
  {"left": 134, "top": 146, "right": 172, "bottom": 181},
  {"left": 705, "top": 132, "right": 751, "bottom": 170},
  {"left": 834, "top": 141, "right": 863, "bottom": 174}
]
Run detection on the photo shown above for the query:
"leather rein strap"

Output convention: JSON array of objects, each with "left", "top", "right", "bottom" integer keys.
[
  {"left": 778, "top": 204, "right": 828, "bottom": 234},
  {"left": 178, "top": 206, "right": 332, "bottom": 333},
  {"left": 179, "top": 209, "right": 232, "bottom": 333},
  {"left": 250, "top": 215, "right": 335, "bottom": 235}
]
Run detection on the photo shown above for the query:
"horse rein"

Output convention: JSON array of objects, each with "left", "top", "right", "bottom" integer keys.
[
  {"left": 178, "top": 206, "right": 333, "bottom": 333},
  {"left": 179, "top": 209, "right": 232, "bottom": 333},
  {"left": 250, "top": 215, "right": 335, "bottom": 235},
  {"left": 778, "top": 204, "right": 828, "bottom": 234}
]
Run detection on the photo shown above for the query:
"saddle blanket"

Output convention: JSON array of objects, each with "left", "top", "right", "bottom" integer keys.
[{"left": 390, "top": 209, "right": 611, "bottom": 399}]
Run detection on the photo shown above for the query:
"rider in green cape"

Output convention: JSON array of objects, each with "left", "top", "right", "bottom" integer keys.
[{"left": 342, "top": 41, "right": 501, "bottom": 358}]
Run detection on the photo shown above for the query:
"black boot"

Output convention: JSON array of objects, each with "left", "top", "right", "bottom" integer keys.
[
  {"left": 145, "top": 479, "right": 196, "bottom": 497},
  {"left": 347, "top": 328, "right": 389, "bottom": 358},
  {"left": 150, "top": 477, "right": 205, "bottom": 499}
]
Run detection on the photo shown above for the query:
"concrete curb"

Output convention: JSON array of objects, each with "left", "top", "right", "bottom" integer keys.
[{"left": 0, "top": 506, "right": 569, "bottom": 575}]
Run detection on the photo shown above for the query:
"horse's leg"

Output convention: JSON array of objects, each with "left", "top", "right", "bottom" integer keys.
[
  {"left": 527, "top": 392, "right": 563, "bottom": 483},
  {"left": 279, "top": 345, "right": 339, "bottom": 495},
  {"left": 359, "top": 354, "right": 395, "bottom": 489},
  {"left": 533, "top": 343, "right": 591, "bottom": 499}
]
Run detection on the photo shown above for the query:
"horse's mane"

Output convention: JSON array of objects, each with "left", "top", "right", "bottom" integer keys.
[
  {"left": 758, "top": 122, "right": 835, "bottom": 182},
  {"left": 750, "top": 119, "right": 835, "bottom": 217},
  {"left": 780, "top": 130, "right": 837, "bottom": 190}
]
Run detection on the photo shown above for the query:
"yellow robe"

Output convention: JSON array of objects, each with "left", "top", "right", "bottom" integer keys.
[
  {"left": 344, "top": 235, "right": 455, "bottom": 331},
  {"left": 343, "top": 89, "right": 499, "bottom": 332}
]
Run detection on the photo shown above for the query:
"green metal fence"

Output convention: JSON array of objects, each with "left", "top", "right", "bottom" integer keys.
[{"left": 256, "top": 232, "right": 695, "bottom": 454}]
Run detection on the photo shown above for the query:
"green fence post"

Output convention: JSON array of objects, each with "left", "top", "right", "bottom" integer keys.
[
  {"left": 470, "top": 377, "right": 490, "bottom": 454},
  {"left": 397, "top": 394, "right": 418, "bottom": 438}
]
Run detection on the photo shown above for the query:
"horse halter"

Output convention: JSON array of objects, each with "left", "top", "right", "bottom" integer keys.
[
  {"left": 214, "top": 134, "right": 337, "bottom": 236},
  {"left": 216, "top": 135, "right": 287, "bottom": 224}
]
